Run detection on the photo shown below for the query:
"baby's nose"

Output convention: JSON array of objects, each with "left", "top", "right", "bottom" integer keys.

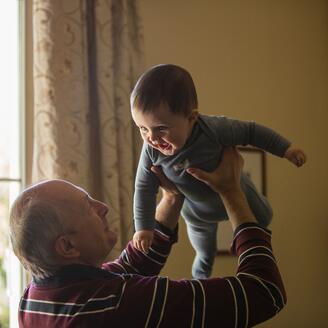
[{"left": 148, "top": 131, "right": 159, "bottom": 143}]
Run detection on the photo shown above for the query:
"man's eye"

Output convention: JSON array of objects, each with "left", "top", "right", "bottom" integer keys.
[
  {"left": 139, "top": 127, "right": 147, "bottom": 132},
  {"left": 158, "top": 126, "right": 168, "bottom": 131}
]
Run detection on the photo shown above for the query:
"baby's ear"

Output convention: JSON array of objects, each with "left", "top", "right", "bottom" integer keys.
[{"left": 189, "top": 109, "right": 199, "bottom": 122}]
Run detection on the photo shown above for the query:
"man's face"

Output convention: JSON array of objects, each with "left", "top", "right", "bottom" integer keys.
[
  {"left": 42, "top": 180, "right": 117, "bottom": 267},
  {"left": 132, "top": 103, "right": 198, "bottom": 156}
]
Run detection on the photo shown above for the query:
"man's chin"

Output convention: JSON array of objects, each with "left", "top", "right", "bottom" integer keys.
[
  {"left": 108, "top": 237, "right": 118, "bottom": 250},
  {"left": 103, "top": 245, "right": 115, "bottom": 262}
]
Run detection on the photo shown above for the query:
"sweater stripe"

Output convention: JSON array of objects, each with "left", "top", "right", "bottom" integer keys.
[
  {"left": 140, "top": 250, "right": 166, "bottom": 266},
  {"left": 145, "top": 277, "right": 168, "bottom": 328},
  {"left": 111, "top": 261, "right": 128, "bottom": 274},
  {"left": 148, "top": 246, "right": 169, "bottom": 258},
  {"left": 238, "top": 246, "right": 274, "bottom": 265},
  {"left": 239, "top": 254, "right": 276, "bottom": 267},
  {"left": 154, "top": 228, "right": 170, "bottom": 240},
  {"left": 233, "top": 226, "right": 271, "bottom": 242},
  {"left": 190, "top": 280, "right": 205, "bottom": 328},
  {"left": 19, "top": 283, "right": 127, "bottom": 317},
  {"left": 236, "top": 277, "right": 249, "bottom": 327},
  {"left": 226, "top": 279, "right": 238, "bottom": 328},
  {"left": 121, "top": 250, "right": 140, "bottom": 273},
  {"left": 226, "top": 277, "right": 248, "bottom": 328},
  {"left": 156, "top": 277, "right": 169, "bottom": 327},
  {"left": 238, "top": 272, "right": 285, "bottom": 311}
]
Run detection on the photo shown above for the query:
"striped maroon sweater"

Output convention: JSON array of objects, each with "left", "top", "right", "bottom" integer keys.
[{"left": 19, "top": 222, "right": 286, "bottom": 327}]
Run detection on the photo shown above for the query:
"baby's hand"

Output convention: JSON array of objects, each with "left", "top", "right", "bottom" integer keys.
[
  {"left": 284, "top": 145, "right": 307, "bottom": 167},
  {"left": 133, "top": 230, "right": 154, "bottom": 252}
]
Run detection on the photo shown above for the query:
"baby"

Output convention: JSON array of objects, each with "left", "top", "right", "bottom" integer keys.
[{"left": 131, "top": 64, "right": 306, "bottom": 278}]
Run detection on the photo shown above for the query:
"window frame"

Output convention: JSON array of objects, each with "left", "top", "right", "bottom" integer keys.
[{"left": 4, "top": 1, "right": 27, "bottom": 327}]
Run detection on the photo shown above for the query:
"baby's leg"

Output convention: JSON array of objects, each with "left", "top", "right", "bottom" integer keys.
[
  {"left": 185, "top": 220, "right": 218, "bottom": 279},
  {"left": 241, "top": 174, "right": 273, "bottom": 227}
]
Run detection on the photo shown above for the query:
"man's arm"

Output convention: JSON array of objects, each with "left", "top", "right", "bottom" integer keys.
[
  {"left": 177, "top": 148, "right": 286, "bottom": 326},
  {"left": 113, "top": 148, "right": 286, "bottom": 327},
  {"left": 102, "top": 148, "right": 286, "bottom": 327},
  {"left": 151, "top": 165, "right": 184, "bottom": 230}
]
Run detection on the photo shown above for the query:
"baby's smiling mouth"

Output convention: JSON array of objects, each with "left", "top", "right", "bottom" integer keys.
[
  {"left": 158, "top": 142, "right": 170, "bottom": 150},
  {"left": 151, "top": 141, "right": 171, "bottom": 152}
]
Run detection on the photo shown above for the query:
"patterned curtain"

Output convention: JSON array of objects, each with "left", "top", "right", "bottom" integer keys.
[{"left": 32, "top": 0, "right": 144, "bottom": 257}]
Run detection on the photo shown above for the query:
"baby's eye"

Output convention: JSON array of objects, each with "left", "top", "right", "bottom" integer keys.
[{"left": 158, "top": 126, "right": 168, "bottom": 131}]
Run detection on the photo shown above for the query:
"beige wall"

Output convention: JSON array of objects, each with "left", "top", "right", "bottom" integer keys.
[{"left": 140, "top": 0, "right": 328, "bottom": 327}]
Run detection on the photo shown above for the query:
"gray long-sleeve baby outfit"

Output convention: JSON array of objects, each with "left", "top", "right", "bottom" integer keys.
[{"left": 133, "top": 115, "right": 291, "bottom": 232}]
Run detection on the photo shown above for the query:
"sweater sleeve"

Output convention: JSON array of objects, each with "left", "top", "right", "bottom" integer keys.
[
  {"left": 133, "top": 143, "right": 160, "bottom": 231},
  {"left": 141, "top": 223, "right": 286, "bottom": 327},
  {"left": 102, "top": 221, "right": 178, "bottom": 276},
  {"left": 209, "top": 116, "right": 291, "bottom": 157}
]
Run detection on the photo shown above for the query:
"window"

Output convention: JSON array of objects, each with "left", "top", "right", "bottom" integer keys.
[{"left": 0, "top": 1, "right": 25, "bottom": 327}]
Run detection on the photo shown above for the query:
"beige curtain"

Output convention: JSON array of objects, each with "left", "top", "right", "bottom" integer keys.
[{"left": 32, "top": 0, "right": 144, "bottom": 257}]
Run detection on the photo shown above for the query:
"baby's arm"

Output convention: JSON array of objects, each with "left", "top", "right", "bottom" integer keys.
[
  {"left": 215, "top": 117, "right": 307, "bottom": 165},
  {"left": 133, "top": 144, "right": 160, "bottom": 252},
  {"left": 133, "top": 165, "right": 183, "bottom": 252},
  {"left": 284, "top": 145, "right": 307, "bottom": 167}
]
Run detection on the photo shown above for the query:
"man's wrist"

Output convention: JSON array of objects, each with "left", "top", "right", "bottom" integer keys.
[
  {"left": 154, "top": 221, "right": 179, "bottom": 242},
  {"left": 162, "top": 190, "right": 184, "bottom": 204},
  {"left": 218, "top": 186, "right": 257, "bottom": 231},
  {"left": 156, "top": 192, "right": 184, "bottom": 231},
  {"left": 217, "top": 186, "right": 243, "bottom": 200}
]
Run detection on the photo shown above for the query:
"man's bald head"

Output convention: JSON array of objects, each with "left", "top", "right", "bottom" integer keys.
[{"left": 9, "top": 180, "right": 81, "bottom": 278}]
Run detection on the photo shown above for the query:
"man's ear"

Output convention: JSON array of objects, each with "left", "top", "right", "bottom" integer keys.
[
  {"left": 55, "top": 235, "right": 80, "bottom": 259},
  {"left": 188, "top": 109, "right": 199, "bottom": 123}
]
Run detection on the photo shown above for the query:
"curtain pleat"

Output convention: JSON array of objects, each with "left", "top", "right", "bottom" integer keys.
[{"left": 32, "top": 0, "right": 144, "bottom": 256}]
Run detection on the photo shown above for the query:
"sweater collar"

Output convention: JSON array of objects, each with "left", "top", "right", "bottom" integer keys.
[{"left": 33, "top": 264, "right": 117, "bottom": 286}]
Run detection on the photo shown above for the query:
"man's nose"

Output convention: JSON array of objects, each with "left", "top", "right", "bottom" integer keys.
[{"left": 95, "top": 200, "right": 109, "bottom": 218}]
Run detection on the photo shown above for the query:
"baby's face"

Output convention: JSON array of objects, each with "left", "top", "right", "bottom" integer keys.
[{"left": 132, "top": 104, "right": 198, "bottom": 156}]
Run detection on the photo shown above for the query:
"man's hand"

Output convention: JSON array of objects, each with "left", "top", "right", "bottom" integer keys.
[
  {"left": 187, "top": 147, "right": 256, "bottom": 230},
  {"left": 151, "top": 166, "right": 181, "bottom": 195},
  {"left": 133, "top": 230, "right": 154, "bottom": 253},
  {"left": 186, "top": 147, "right": 244, "bottom": 195},
  {"left": 284, "top": 145, "right": 307, "bottom": 167}
]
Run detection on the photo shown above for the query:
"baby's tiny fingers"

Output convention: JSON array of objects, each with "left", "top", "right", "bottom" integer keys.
[
  {"left": 291, "top": 157, "right": 299, "bottom": 166},
  {"left": 300, "top": 153, "right": 306, "bottom": 163},
  {"left": 296, "top": 154, "right": 306, "bottom": 166},
  {"left": 151, "top": 166, "right": 160, "bottom": 174},
  {"left": 141, "top": 240, "right": 149, "bottom": 253},
  {"left": 152, "top": 169, "right": 166, "bottom": 184},
  {"left": 134, "top": 240, "right": 141, "bottom": 251}
]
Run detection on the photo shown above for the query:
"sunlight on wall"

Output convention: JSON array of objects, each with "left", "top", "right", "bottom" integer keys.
[{"left": 0, "top": 1, "right": 23, "bottom": 328}]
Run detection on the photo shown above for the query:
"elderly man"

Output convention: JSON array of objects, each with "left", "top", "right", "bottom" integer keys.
[{"left": 10, "top": 148, "right": 286, "bottom": 327}]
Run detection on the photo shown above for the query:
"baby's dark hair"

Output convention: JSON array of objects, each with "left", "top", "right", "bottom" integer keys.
[{"left": 130, "top": 64, "right": 198, "bottom": 116}]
